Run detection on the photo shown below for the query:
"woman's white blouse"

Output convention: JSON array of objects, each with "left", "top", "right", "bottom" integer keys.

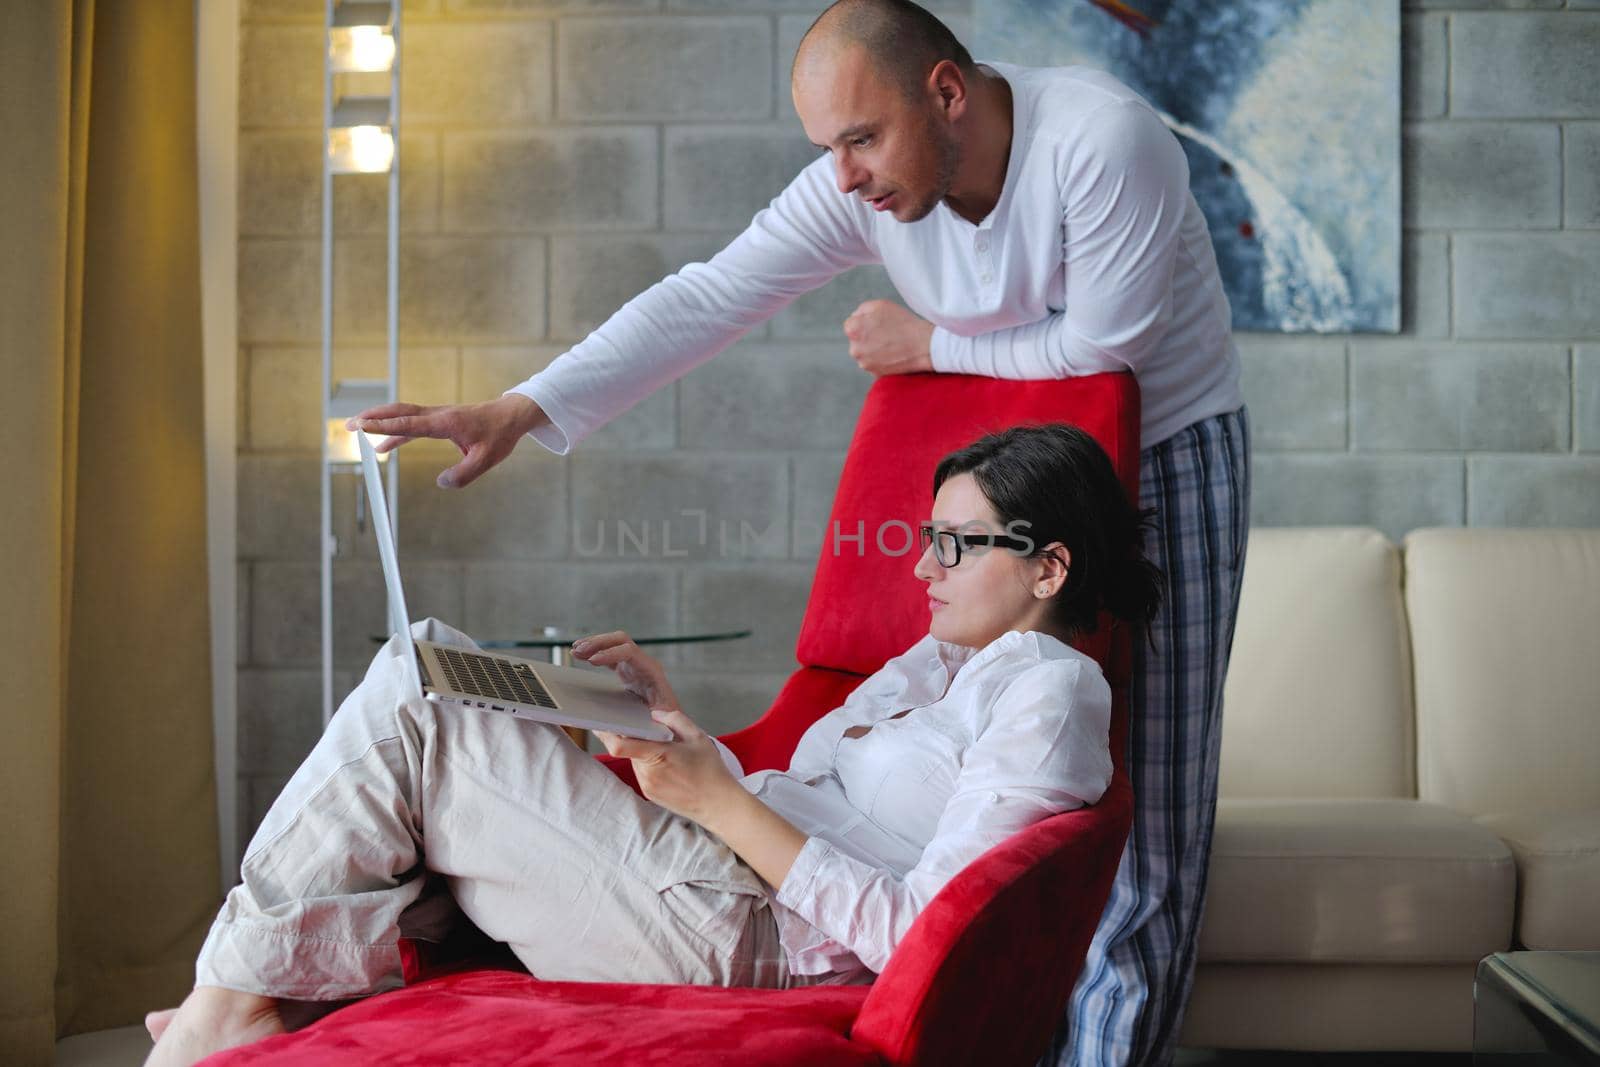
[{"left": 717, "top": 628, "right": 1114, "bottom": 979}]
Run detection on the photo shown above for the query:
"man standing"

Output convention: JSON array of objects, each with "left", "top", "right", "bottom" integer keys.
[{"left": 356, "top": 1, "right": 1249, "bottom": 1063}]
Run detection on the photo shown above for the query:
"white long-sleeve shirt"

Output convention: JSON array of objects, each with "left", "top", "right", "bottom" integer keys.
[
  {"left": 508, "top": 60, "right": 1241, "bottom": 450},
  {"left": 708, "top": 628, "right": 1113, "bottom": 980}
]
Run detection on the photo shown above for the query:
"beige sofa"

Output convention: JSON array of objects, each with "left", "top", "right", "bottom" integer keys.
[{"left": 1178, "top": 527, "right": 1600, "bottom": 1052}]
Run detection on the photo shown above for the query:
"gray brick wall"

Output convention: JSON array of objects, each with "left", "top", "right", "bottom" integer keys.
[
  {"left": 234, "top": 0, "right": 1598, "bottom": 853},
  {"left": 1249, "top": 3, "right": 1599, "bottom": 539}
]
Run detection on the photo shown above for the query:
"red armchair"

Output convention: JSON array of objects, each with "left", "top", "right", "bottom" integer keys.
[{"left": 206, "top": 372, "right": 1139, "bottom": 1066}]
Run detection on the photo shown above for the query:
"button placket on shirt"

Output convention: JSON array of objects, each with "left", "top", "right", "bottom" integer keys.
[{"left": 974, "top": 226, "right": 995, "bottom": 287}]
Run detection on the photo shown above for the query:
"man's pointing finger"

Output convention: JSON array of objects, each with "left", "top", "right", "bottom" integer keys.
[
  {"left": 355, "top": 413, "right": 438, "bottom": 439},
  {"left": 346, "top": 402, "right": 424, "bottom": 430}
]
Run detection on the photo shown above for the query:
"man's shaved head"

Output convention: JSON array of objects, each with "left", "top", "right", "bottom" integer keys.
[
  {"left": 792, "top": 0, "right": 992, "bottom": 223},
  {"left": 794, "top": 0, "right": 976, "bottom": 101}
]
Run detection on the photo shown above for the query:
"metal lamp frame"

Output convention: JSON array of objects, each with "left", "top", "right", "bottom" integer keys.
[{"left": 320, "top": 0, "right": 401, "bottom": 725}]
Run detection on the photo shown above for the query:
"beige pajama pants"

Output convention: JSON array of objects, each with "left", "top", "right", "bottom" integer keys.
[{"left": 196, "top": 619, "right": 795, "bottom": 1000}]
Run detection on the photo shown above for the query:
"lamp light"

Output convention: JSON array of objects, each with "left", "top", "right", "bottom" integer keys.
[
  {"left": 330, "top": 25, "right": 395, "bottom": 73},
  {"left": 326, "top": 380, "right": 392, "bottom": 467},
  {"left": 327, "top": 95, "right": 395, "bottom": 174},
  {"left": 327, "top": 124, "right": 395, "bottom": 174}
]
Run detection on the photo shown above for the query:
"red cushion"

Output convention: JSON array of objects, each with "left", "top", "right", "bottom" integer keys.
[
  {"left": 201, "top": 972, "right": 880, "bottom": 1067},
  {"left": 796, "top": 372, "right": 1139, "bottom": 676}
]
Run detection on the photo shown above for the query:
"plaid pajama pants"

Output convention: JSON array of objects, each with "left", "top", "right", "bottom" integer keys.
[{"left": 1045, "top": 406, "right": 1252, "bottom": 1067}]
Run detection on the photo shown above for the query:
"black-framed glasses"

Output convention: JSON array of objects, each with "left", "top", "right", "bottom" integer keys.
[{"left": 917, "top": 523, "right": 1035, "bottom": 568}]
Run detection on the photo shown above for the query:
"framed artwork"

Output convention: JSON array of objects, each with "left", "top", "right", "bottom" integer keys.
[{"left": 975, "top": 0, "right": 1400, "bottom": 333}]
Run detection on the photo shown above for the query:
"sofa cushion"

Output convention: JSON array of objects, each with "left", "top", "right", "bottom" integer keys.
[
  {"left": 1405, "top": 528, "right": 1600, "bottom": 817},
  {"left": 1474, "top": 809, "right": 1600, "bottom": 950},
  {"left": 1219, "top": 528, "right": 1414, "bottom": 800},
  {"left": 1180, "top": 963, "right": 1477, "bottom": 1052},
  {"left": 1198, "top": 799, "right": 1515, "bottom": 964}
]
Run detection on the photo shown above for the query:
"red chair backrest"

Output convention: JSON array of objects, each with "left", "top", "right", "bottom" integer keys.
[{"left": 795, "top": 372, "right": 1141, "bottom": 678}]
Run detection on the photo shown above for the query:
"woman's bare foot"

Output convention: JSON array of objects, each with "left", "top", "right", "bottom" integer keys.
[
  {"left": 143, "top": 986, "right": 284, "bottom": 1067},
  {"left": 144, "top": 1007, "right": 179, "bottom": 1044}
]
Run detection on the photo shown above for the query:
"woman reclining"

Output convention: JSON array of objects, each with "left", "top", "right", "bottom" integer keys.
[{"left": 145, "top": 422, "right": 1161, "bottom": 1066}]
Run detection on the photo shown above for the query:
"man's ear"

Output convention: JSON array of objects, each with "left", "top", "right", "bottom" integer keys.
[{"left": 929, "top": 59, "right": 967, "bottom": 119}]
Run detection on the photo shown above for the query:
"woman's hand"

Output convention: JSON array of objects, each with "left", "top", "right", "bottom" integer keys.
[
  {"left": 574, "top": 632, "right": 738, "bottom": 825},
  {"left": 592, "top": 707, "right": 740, "bottom": 827},
  {"left": 570, "top": 630, "right": 681, "bottom": 711}
]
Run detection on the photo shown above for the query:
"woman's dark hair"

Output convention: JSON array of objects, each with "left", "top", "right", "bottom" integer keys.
[{"left": 932, "top": 423, "right": 1163, "bottom": 642}]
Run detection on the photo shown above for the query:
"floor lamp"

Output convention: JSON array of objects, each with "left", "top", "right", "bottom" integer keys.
[{"left": 321, "top": 0, "right": 401, "bottom": 725}]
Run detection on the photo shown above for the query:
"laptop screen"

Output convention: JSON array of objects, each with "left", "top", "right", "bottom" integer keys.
[{"left": 358, "top": 432, "right": 425, "bottom": 705}]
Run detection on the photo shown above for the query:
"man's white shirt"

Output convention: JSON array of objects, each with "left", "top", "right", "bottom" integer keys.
[{"left": 507, "top": 60, "right": 1242, "bottom": 451}]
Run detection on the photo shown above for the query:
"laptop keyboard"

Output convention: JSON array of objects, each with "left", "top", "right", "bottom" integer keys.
[{"left": 433, "top": 647, "right": 559, "bottom": 710}]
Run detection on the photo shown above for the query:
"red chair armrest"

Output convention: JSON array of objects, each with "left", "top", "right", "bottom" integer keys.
[{"left": 849, "top": 770, "right": 1133, "bottom": 1066}]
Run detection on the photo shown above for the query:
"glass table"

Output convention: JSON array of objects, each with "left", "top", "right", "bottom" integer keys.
[
  {"left": 478, "top": 626, "right": 754, "bottom": 667},
  {"left": 1475, "top": 951, "right": 1600, "bottom": 1065},
  {"left": 373, "top": 626, "right": 754, "bottom": 750}
]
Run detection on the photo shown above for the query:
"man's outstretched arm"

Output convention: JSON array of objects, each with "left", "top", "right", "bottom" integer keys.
[{"left": 354, "top": 154, "right": 877, "bottom": 487}]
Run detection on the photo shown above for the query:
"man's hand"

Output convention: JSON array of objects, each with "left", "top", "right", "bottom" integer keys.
[
  {"left": 843, "top": 299, "right": 935, "bottom": 376},
  {"left": 348, "top": 393, "right": 544, "bottom": 489}
]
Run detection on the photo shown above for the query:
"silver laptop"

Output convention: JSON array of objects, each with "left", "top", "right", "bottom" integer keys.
[{"left": 358, "top": 433, "right": 673, "bottom": 742}]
